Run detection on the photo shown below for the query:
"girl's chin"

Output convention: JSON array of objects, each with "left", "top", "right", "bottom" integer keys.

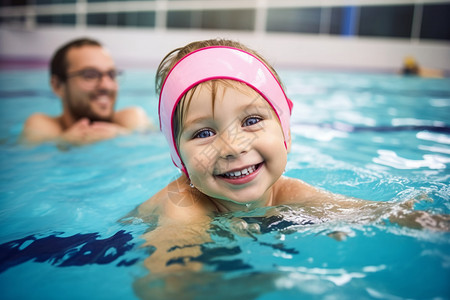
[{"left": 212, "top": 194, "right": 268, "bottom": 210}]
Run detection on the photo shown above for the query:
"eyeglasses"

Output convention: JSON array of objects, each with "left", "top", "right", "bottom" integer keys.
[{"left": 66, "top": 68, "right": 122, "bottom": 86}]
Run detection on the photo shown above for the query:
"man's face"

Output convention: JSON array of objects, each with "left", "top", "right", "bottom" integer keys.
[{"left": 61, "top": 45, "right": 118, "bottom": 122}]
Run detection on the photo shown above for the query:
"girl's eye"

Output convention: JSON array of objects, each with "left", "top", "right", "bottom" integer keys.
[
  {"left": 243, "top": 116, "right": 262, "bottom": 127},
  {"left": 193, "top": 129, "right": 215, "bottom": 139}
]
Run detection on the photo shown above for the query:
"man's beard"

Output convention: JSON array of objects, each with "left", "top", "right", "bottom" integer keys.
[{"left": 66, "top": 92, "right": 115, "bottom": 123}]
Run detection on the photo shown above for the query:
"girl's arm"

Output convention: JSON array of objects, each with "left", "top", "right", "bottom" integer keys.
[
  {"left": 276, "top": 176, "right": 450, "bottom": 231},
  {"left": 135, "top": 176, "right": 216, "bottom": 274}
]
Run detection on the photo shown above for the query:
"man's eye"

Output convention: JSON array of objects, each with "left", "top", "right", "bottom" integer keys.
[
  {"left": 107, "top": 70, "right": 118, "bottom": 80},
  {"left": 81, "top": 70, "right": 100, "bottom": 80},
  {"left": 243, "top": 116, "right": 262, "bottom": 127},
  {"left": 193, "top": 129, "right": 215, "bottom": 139}
]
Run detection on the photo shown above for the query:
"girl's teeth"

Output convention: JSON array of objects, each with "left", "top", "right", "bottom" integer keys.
[{"left": 223, "top": 165, "right": 257, "bottom": 178}]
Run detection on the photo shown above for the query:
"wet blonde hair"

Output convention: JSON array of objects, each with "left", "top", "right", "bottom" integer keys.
[{"left": 156, "top": 39, "right": 284, "bottom": 150}]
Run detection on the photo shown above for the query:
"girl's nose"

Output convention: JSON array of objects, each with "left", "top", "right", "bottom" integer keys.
[{"left": 216, "top": 128, "right": 251, "bottom": 159}]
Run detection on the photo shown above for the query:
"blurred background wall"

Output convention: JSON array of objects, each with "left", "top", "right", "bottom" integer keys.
[{"left": 0, "top": 0, "right": 449, "bottom": 72}]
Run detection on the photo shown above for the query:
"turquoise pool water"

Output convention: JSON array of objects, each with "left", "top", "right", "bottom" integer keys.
[{"left": 0, "top": 69, "right": 449, "bottom": 299}]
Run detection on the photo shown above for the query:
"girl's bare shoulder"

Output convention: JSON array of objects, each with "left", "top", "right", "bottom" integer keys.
[{"left": 273, "top": 176, "right": 334, "bottom": 205}]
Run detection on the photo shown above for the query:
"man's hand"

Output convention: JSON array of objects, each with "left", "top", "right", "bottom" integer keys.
[{"left": 60, "top": 118, "right": 129, "bottom": 145}]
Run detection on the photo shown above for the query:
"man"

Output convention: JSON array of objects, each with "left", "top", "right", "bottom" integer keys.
[
  {"left": 400, "top": 56, "right": 444, "bottom": 78},
  {"left": 22, "top": 38, "right": 152, "bottom": 145}
]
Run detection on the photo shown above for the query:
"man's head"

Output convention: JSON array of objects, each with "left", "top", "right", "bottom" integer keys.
[{"left": 50, "top": 38, "right": 119, "bottom": 123}]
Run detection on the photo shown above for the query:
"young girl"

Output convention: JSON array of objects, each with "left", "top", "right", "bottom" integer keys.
[
  {"left": 133, "top": 39, "right": 448, "bottom": 277},
  {"left": 141, "top": 39, "right": 342, "bottom": 217}
]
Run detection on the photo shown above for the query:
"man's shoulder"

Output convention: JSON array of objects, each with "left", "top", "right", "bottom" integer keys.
[
  {"left": 22, "top": 113, "right": 62, "bottom": 143},
  {"left": 24, "top": 113, "right": 62, "bottom": 131},
  {"left": 114, "top": 106, "right": 153, "bottom": 131},
  {"left": 115, "top": 106, "right": 145, "bottom": 120},
  {"left": 25, "top": 113, "right": 57, "bottom": 124}
]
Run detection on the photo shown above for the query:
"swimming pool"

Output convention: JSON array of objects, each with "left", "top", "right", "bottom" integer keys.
[{"left": 0, "top": 68, "right": 449, "bottom": 299}]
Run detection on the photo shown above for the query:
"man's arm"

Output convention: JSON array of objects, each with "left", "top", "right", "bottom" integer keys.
[{"left": 22, "top": 115, "right": 127, "bottom": 146}]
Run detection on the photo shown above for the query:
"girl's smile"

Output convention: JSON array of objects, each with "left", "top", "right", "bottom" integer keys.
[{"left": 215, "top": 162, "right": 263, "bottom": 185}]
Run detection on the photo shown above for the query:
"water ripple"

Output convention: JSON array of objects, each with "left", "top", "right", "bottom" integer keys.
[{"left": 373, "top": 150, "right": 449, "bottom": 170}]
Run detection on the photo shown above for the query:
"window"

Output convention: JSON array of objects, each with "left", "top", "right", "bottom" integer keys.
[
  {"left": 267, "top": 7, "right": 321, "bottom": 34},
  {"left": 420, "top": 3, "right": 450, "bottom": 41},
  {"left": 167, "top": 9, "right": 254, "bottom": 31},
  {"left": 201, "top": 9, "right": 254, "bottom": 31},
  {"left": 359, "top": 5, "right": 414, "bottom": 38},
  {"left": 88, "top": 0, "right": 151, "bottom": 2},
  {"left": 0, "top": 0, "right": 447, "bottom": 42},
  {"left": 117, "top": 11, "right": 155, "bottom": 27},
  {"left": 88, "top": 11, "right": 155, "bottom": 27},
  {"left": 37, "top": 14, "right": 76, "bottom": 25},
  {"left": 1, "top": 0, "right": 29, "bottom": 6},
  {"left": 167, "top": 11, "right": 197, "bottom": 28},
  {"left": 87, "top": 13, "right": 111, "bottom": 26},
  {"left": 0, "top": 16, "right": 25, "bottom": 25},
  {"left": 329, "top": 7, "right": 345, "bottom": 35},
  {"left": 35, "top": 0, "right": 76, "bottom": 4}
]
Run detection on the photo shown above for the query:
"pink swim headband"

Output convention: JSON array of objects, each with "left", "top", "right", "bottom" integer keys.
[{"left": 159, "top": 46, "right": 293, "bottom": 175}]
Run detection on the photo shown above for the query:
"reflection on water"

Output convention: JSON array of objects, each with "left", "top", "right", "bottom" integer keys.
[
  {"left": 0, "top": 231, "right": 138, "bottom": 272},
  {"left": 374, "top": 149, "right": 449, "bottom": 169}
]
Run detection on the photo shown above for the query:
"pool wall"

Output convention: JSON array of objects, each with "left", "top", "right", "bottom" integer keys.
[{"left": 1, "top": 26, "right": 449, "bottom": 73}]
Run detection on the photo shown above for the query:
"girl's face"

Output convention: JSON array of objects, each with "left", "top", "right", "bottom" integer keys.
[{"left": 178, "top": 82, "right": 288, "bottom": 211}]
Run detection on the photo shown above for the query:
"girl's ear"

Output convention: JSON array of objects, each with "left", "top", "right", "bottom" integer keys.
[
  {"left": 286, "top": 129, "right": 292, "bottom": 153},
  {"left": 50, "top": 75, "right": 64, "bottom": 98}
]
